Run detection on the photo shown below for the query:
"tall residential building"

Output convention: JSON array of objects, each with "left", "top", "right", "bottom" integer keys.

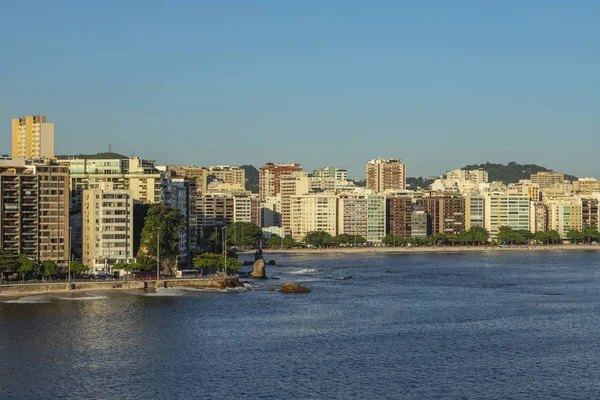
[
  {"left": 581, "top": 197, "right": 599, "bottom": 229},
  {"left": 0, "top": 163, "right": 69, "bottom": 263},
  {"left": 207, "top": 165, "right": 245, "bottom": 187},
  {"left": 168, "top": 166, "right": 208, "bottom": 193},
  {"left": 163, "top": 175, "right": 197, "bottom": 267},
  {"left": 337, "top": 194, "right": 368, "bottom": 238},
  {"left": 290, "top": 193, "right": 337, "bottom": 241},
  {"left": 410, "top": 206, "right": 428, "bottom": 238},
  {"left": 386, "top": 196, "right": 413, "bottom": 239},
  {"left": 416, "top": 195, "right": 465, "bottom": 236},
  {"left": 446, "top": 169, "right": 489, "bottom": 185},
  {"left": 261, "top": 195, "right": 282, "bottom": 228},
  {"left": 367, "top": 194, "right": 387, "bottom": 243},
  {"left": 530, "top": 201, "right": 548, "bottom": 233},
  {"left": 366, "top": 158, "right": 406, "bottom": 193},
  {"left": 464, "top": 195, "right": 485, "bottom": 230},
  {"left": 483, "top": 193, "right": 530, "bottom": 238},
  {"left": 571, "top": 178, "right": 600, "bottom": 195},
  {"left": 547, "top": 198, "right": 583, "bottom": 239},
  {"left": 82, "top": 183, "right": 134, "bottom": 274},
  {"left": 197, "top": 193, "right": 235, "bottom": 228},
  {"left": 312, "top": 167, "right": 348, "bottom": 182},
  {"left": 530, "top": 172, "right": 565, "bottom": 188},
  {"left": 279, "top": 172, "right": 310, "bottom": 236},
  {"left": 259, "top": 162, "right": 303, "bottom": 200},
  {"left": 11, "top": 115, "right": 55, "bottom": 159}
]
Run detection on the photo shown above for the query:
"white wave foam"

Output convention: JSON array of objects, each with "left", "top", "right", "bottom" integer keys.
[
  {"left": 144, "top": 288, "right": 184, "bottom": 297},
  {"left": 58, "top": 296, "right": 108, "bottom": 301},
  {"left": 288, "top": 268, "right": 318, "bottom": 275},
  {"left": 3, "top": 295, "right": 51, "bottom": 304}
]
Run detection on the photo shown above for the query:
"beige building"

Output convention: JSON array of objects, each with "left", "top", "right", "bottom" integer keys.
[
  {"left": 168, "top": 166, "right": 209, "bottom": 193},
  {"left": 12, "top": 115, "right": 55, "bottom": 160},
  {"left": 571, "top": 178, "right": 600, "bottom": 195},
  {"left": 546, "top": 198, "right": 583, "bottom": 239},
  {"left": 366, "top": 158, "right": 406, "bottom": 193},
  {"left": 280, "top": 172, "right": 310, "bottom": 236},
  {"left": 530, "top": 172, "right": 565, "bottom": 189},
  {"left": 208, "top": 165, "right": 245, "bottom": 187},
  {"left": 337, "top": 194, "right": 368, "bottom": 238},
  {"left": 82, "top": 183, "right": 134, "bottom": 274},
  {"left": 446, "top": 169, "right": 488, "bottom": 185},
  {"left": 0, "top": 162, "right": 69, "bottom": 263},
  {"left": 290, "top": 193, "right": 337, "bottom": 241},
  {"left": 464, "top": 195, "right": 485, "bottom": 230},
  {"left": 530, "top": 201, "right": 548, "bottom": 233}
]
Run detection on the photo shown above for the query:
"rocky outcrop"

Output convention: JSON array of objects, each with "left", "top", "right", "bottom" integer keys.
[
  {"left": 249, "top": 259, "right": 267, "bottom": 279},
  {"left": 279, "top": 282, "right": 311, "bottom": 293}
]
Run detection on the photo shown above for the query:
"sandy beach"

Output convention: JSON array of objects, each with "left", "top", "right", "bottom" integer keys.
[{"left": 263, "top": 244, "right": 600, "bottom": 255}]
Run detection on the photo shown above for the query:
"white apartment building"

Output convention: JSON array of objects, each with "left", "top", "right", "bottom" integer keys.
[
  {"left": 207, "top": 165, "right": 245, "bottom": 187},
  {"left": 280, "top": 172, "right": 310, "bottom": 236},
  {"left": 82, "top": 183, "right": 134, "bottom": 274},
  {"left": 484, "top": 192, "right": 531, "bottom": 238},
  {"left": 446, "top": 169, "right": 488, "bottom": 185},
  {"left": 464, "top": 195, "right": 485, "bottom": 230},
  {"left": 366, "top": 194, "right": 386, "bottom": 243},
  {"left": 312, "top": 166, "right": 348, "bottom": 182},
  {"left": 337, "top": 194, "right": 368, "bottom": 238},
  {"left": 290, "top": 193, "right": 337, "bottom": 241},
  {"left": 261, "top": 195, "right": 282, "bottom": 228}
]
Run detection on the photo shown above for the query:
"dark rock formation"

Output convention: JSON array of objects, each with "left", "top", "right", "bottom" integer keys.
[
  {"left": 249, "top": 259, "right": 267, "bottom": 279},
  {"left": 279, "top": 282, "right": 311, "bottom": 293},
  {"left": 267, "top": 260, "right": 276, "bottom": 265}
]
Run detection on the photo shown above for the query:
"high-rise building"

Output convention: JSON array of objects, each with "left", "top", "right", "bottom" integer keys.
[
  {"left": 261, "top": 195, "right": 282, "bottom": 228},
  {"left": 483, "top": 193, "right": 530, "bottom": 238},
  {"left": 386, "top": 196, "right": 413, "bottom": 238},
  {"left": 547, "top": 198, "right": 583, "bottom": 239},
  {"left": 312, "top": 166, "right": 348, "bottom": 182},
  {"left": 366, "top": 194, "right": 386, "bottom": 243},
  {"left": 464, "top": 195, "right": 485, "bottom": 230},
  {"left": 581, "top": 197, "right": 599, "bottom": 229},
  {"left": 530, "top": 172, "right": 565, "bottom": 189},
  {"left": 410, "top": 206, "right": 428, "bottom": 238},
  {"left": 337, "top": 194, "right": 368, "bottom": 239},
  {"left": 530, "top": 201, "right": 548, "bottom": 233},
  {"left": 290, "top": 193, "right": 337, "bottom": 241},
  {"left": 417, "top": 195, "right": 465, "bottom": 236},
  {"left": 0, "top": 162, "right": 69, "bottom": 263},
  {"left": 11, "top": 115, "right": 55, "bottom": 160},
  {"left": 446, "top": 169, "right": 488, "bottom": 185},
  {"left": 259, "top": 162, "right": 303, "bottom": 200},
  {"left": 366, "top": 158, "right": 406, "bottom": 193},
  {"left": 279, "top": 172, "right": 310, "bottom": 236},
  {"left": 82, "top": 183, "right": 134, "bottom": 274},
  {"left": 168, "top": 166, "right": 208, "bottom": 193}
]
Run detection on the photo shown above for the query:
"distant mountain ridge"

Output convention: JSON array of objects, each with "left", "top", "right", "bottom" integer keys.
[{"left": 460, "top": 161, "right": 577, "bottom": 184}]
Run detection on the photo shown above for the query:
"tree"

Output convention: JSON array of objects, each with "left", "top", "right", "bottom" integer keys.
[
  {"left": 382, "top": 235, "right": 395, "bottom": 246},
  {"left": 266, "top": 235, "right": 283, "bottom": 248},
  {"left": 17, "top": 255, "right": 38, "bottom": 282},
  {"left": 497, "top": 226, "right": 517, "bottom": 245},
  {"left": 42, "top": 260, "right": 59, "bottom": 278},
  {"left": 432, "top": 233, "right": 447, "bottom": 246},
  {"left": 303, "top": 231, "right": 334, "bottom": 247},
  {"left": 133, "top": 203, "right": 150, "bottom": 256},
  {"left": 468, "top": 226, "right": 489, "bottom": 245},
  {"left": 566, "top": 229, "right": 584, "bottom": 243},
  {"left": 138, "top": 204, "right": 183, "bottom": 269},
  {"left": 69, "top": 260, "right": 89, "bottom": 277},
  {"left": 582, "top": 225, "right": 600, "bottom": 244},
  {"left": 547, "top": 230, "right": 561, "bottom": 244},
  {"left": 193, "top": 253, "right": 242, "bottom": 274},
  {"left": 0, "top": 249, "right": 19, "bottom": 282},
  {"left": 111, "top": 262, "right": 136, "bottom": 280},
  {"left": 135, "top": 255, "right": 156, "bottom": 271},
  {"left": 533, "top": 231, "right": 548, "bottom": 244},
  {"left": 227, "top": 222, "right": 263, "bottom": 249},
  {"left": 334, "top": 234, "right": 366, "bottom": 245}
]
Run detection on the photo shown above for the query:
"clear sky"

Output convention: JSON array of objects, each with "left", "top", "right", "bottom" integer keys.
[{"left": 1, "top": 1, "right": 598, "bottom": 179}]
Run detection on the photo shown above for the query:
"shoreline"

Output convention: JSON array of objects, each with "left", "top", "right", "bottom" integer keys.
[{"left": 262, "top": 244, "right": 600, "bottom": 255}]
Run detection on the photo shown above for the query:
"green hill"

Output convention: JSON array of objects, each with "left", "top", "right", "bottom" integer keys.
[
  {"left": 241, "top": 165, "right": 259, "bottom": 193},
  {"left": 461, "top": 162, "right": 577, "bottom": 184}
]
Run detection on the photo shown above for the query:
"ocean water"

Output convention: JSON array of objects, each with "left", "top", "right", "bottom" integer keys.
[{"left": 1, "top": 251, "right": 600, "bottom": 399}]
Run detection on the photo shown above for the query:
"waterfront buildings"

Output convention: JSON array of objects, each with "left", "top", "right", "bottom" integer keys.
[
  {"left": 82, "top": 183, "right": 134, "bottom": 274},
  {"left": 366, "top": 158, "right": 406, "bottom": 193},
  {"left": 547, "top": 198, "right": 583, "bottom": 239},
  {"left": 0, "top": 162, "right": 69, "bottom": 263},
  {"left": 290, "top": 193, "right": 337, "bottom": 241},
  {"left": 337, "top": 194, "right": 369, "bottom": 238},
  {"left": 464, "top": 195, "right": 485, "bottom": 230},
  {"left": 207, "top": 165, "right": 245, "bottom": 187},
  {"left": 162, "top": 175, "right": 197, "bottom": 267},
  {"left": 259, "top": 162, "right": 303, "bottom": 200},
  {"left": 416, "top": 195, "right": 465, "bottom": 236},
  {"left": 530, "top": 201, "right": 548, "bottom": 233},
  {"left": 386, "top": 196, "right": 413, "bottom": 238},
  {"left": 11, "top": 115, "right": 55, "bottom": 160},
  {"left": 279, "top": 172, "right": 310, "bottom": 236},
  {"left": 366, "top": 194, "right": 386, "bottom": 243},
  {"left": 312, "top": 167, "right": 348, "bottom": 182}
]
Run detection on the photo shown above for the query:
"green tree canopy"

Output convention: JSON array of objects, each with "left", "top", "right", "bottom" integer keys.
[
  {"left": 193, "top": 253, "right": 242, "bottom": 272},
  {"left": 135, "top": 255, "right": 156, "bottom": 271},
  {"left": 0, "top": 249, "right": 19, "bottom": 280},
  {"left": 17, "top": 255, "right": 39, "bottom": 281},
  {"left": 547, "top": 230, "right": 561, "bottom": 244},
  {"left": 42, "top": 260, "right": 58, "bottom": 278},
  {"left": 334, "top": 234, "right": 366, "bottom": 245},
  {"left": 566, "top": 229, "right": 584, "bottom": 243},
  {"left": 138, "top": 204, "right": 183, "bottom": 262},
  {"left": 227, "top": 222, "right": 263, "bottom": 248},
  {"left": 497, "top": 226, "right": 528, "bottom": 245},
  {"left": 303, "top": 231, "right": 334, "bottom": 247},
  {"left": 69, "top": 260, "right": 89, "bottom": 276},
  {"left": 533, "top": 231, "right": 548, "bottom": 243},
  {"left": 582, "top": 226, "right": 600, "bottom": 243}
]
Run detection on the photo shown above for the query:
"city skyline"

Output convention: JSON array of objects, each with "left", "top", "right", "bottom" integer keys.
[{"left": 1, "top": 1, "right": 599, "bottom": 178}]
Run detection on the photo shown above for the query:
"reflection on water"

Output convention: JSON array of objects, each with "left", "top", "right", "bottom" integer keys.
[{"left": 1, "top": 251, "right": 600, "bottom": 399}]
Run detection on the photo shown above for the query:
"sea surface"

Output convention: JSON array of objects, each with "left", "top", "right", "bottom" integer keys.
[{"left": 2, "top": 251, "right": 600, "bottom": 399}]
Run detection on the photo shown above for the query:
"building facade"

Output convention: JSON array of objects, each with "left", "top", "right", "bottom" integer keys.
[
  {"left": 366, "top": 158, "right": 406, "bottom": 193},
  {"left": 259, "top": 162, "right": 303, "bottom": 200},
  {"left": 290, "top": 193, "right": 337, "bottom": 241},
  {"left": 483, "top": 193, "right": 530, "bottom": 238},
  {"left": 337, "top": 194, "right": 368, "bottom": 238},
  {"left": 12, "top": 115, "right": 55, "bottom": 160},
  {"left": 82, "top": 184, "right": 134, "bottom": 274},
  {"left": 547, "top": 199, "right": 583, "bottom": 239},
  {"left": 416, "top": 195, "right": 465, "bottom": 236},
  {"left": 530, "top": 172, "right": 565, "bottom": 189},
  {"left": 386, "top": 196, "right": 413, "bottom": 238}
]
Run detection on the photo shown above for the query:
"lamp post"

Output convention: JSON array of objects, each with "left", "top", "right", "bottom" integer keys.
[
  {"left": 156, "top": 226, "right": 160, "bottom": 289},
  {"left": 67, "top": 226, "right": 72, "bottom": 285}
]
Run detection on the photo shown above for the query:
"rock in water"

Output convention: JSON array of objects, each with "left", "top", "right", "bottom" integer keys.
[
  {"left": 279, "top": 282, "right": 311, "bottom": 293},
  {"left": 249, "top": 258, "right": 267, "bottom": 279}
]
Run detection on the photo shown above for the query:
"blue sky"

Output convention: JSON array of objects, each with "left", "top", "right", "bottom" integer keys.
[{"left": 1, "top": 1, "right": 598, "bottom": 178}]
